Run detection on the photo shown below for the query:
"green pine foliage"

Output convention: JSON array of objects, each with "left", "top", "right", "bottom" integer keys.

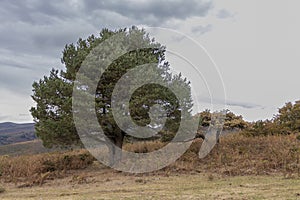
[{"left": 30, "top": 27, "right": 193, "bottom": 149}]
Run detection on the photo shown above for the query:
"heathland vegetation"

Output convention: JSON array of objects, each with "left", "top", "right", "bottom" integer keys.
[{"left": 0, "top": 27, "right": 299, "bottom": 199}]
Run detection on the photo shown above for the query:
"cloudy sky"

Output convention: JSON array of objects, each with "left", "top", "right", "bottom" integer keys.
[{"left": 0, "top": 0, "right": 299, "bottom": 123}]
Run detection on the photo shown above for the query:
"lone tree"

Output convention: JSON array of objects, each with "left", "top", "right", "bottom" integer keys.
[
  {"left": 275, "top": 100, "right": 300, "bottom": 133},
  {"left": 30, "top": 27, "right": 193, "bottom": 158}
]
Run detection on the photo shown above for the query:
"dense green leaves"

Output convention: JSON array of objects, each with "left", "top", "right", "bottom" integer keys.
[
  {"left": 241, "top": 101, "right": 300, "bottom": 137},
  {"left": 30, "top": 69, "right": 79, "bottom": 148},
  {"left": 30, "top": 27, "right": 193, "bottom": 148},
  {"left": 275, "top": 101, "right": 300, "bottom": 132}
]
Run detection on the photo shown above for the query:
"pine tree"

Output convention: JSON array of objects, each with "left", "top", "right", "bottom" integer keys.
[{"left": 30, "top": 27, "right": 193, "bottom": 156}]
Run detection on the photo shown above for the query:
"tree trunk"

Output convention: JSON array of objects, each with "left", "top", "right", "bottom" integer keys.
[
  {"left": 108, "top": 130, "right": 125, "bottom": 167},
  {"left": 195, "top": 131, "right": 205, "bottom": 140}
]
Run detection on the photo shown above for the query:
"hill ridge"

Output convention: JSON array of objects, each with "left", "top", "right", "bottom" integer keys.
[{"left": 0, "top": 122, "right": 36, "bottom": 145}]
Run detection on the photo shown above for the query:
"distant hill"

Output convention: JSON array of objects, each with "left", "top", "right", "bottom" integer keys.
[
  {"left": 0, "top": 139, "right": 51, "bottom": 156},
  {"left": 0, "top": 122, "right": 36, "bottom": 145}
]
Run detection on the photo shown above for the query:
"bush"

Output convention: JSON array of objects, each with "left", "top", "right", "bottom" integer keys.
[{"left": 0, "top": 150, "right": 95, "bottom": 184}]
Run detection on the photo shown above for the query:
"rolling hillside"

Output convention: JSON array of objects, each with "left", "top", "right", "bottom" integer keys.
[
  {"left": 0, "top": 139, "right": 50, "bottom": 156},
  {"left": 0, "top": 122, "right": 36, "bottom": 145}
]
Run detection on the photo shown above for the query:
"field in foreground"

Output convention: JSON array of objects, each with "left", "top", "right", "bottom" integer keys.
[
  {"left": 0, "top": 134, "right": 299, "bottom": 199},
  {"left": 1, "top": 171, "right": 300, "bottom": 200}
]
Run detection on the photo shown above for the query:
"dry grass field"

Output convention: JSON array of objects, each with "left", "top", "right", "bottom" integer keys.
[
  {"left": 0, "top": 140, "right": 50, "bottom": 156},
  {"left": 0, "top": 134, "right": 299, "bottom": 199},
  {"left": 1, "top": 171, "right": 300, "bottom": 200}
]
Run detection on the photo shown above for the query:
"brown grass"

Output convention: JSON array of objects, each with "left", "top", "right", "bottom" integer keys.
[
  {"left": 1, "top": 173, "right": 300, "bottom": 200},
  {"left": 0, "top": 140, "right": 49, "bottom": 156},
  {"left": 0, "top": 134, "right": 299, "bottom": 187},
  {"left": 124, "top": 134, "right": 300, "bottom": 177},
  {"left": 169, "top": 134, "right": 300, "bottom": 176},
  {"left": 0, "top": 149, "right": 95, "bottom": 186},
  {"left": 124, "top": 140, "right": 165, "bottom": 153}
]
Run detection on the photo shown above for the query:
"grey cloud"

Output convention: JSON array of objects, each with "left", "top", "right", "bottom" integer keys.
[
  {"left": 0, "top": 114, "right": 9, "bottom": 121},
  {"left": 0, "top": 18, "right": 97, "bottom": 56},
  {"left": 198, "top": 96, "right": 264, "bottom": 110},
  {"left": 0, "top": 0, "right": 214, "bottom": 122},
  {"left": 217, "top": 9, "right": 234, "bottom": 19},
  {"left": 0, "top": 0, "right": 214, "bottom": 89},
  {"left": 0, "top": 60, "right": 31, "bottom": 70},
  {"left": 0, "top": 49, "right": 60, "bottom": 72},
  {"left": 0, "top": 113, "right": 31, "bottom": 123},
  {"left": 0, "top": 0, "right": 214, "bottom": 55},
  {"left": 226, "top": 100, "right": 264, "bottom": 109},
  {"left": 191, "top": 24, "right": 213, "bottom": 35},
  {"left": 0, "top": 0, "right": 73, "bottom": 25},
  {"left": 0, "top": 49, "right": 61, "bottom": 95},
  {"left": 19, "top": 113, "right": 30, "bottom": 117},
  {"left": 84, "top": 0, "right": 213, "bottom": 25},
  {"left": 0, "top": 67, "right": 34, "bottom": 95}
]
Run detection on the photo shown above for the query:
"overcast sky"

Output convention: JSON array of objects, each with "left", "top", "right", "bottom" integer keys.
[{"left": 0, "top": 0, "right": 299, "bottom": 123}]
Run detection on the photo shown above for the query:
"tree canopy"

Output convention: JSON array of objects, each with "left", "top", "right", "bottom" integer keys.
[
  {"left": 241, "top": 100, "right": 300, "bottom": 137},
  {"left": 275, "top": 101, "right": 300, "bottom": 133},
  {"left": 30, "top": 27, "right": 193, "bottom": 151}
]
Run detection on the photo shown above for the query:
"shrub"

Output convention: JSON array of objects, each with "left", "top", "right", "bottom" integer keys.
[{"left": 0, "top": 187, "right": 5, "bottom": 193}]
